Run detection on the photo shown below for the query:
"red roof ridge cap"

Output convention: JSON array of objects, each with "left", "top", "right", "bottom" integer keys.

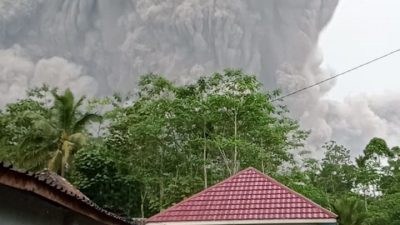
[
  {"left": 146, "top": 167, "right": 337, "bottom": 222},
  {"left": 250, "top": 168, "right": 337, "bottom": 218},
  {"left": 146, "top": 168, "right": 252, "bottom": 222}
]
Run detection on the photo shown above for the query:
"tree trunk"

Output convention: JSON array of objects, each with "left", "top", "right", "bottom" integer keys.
[
  {"left": 364, "top": 189, "right": 368, "bottom": 212},
  {"left": 159, "top": 146, "right": 164, "bottom": 211},
  {"left": 203, "top": 120, "right": 208, "bottom": 188},
  {"left": 233, "top": 109, "right": 238, "bottom": 174},
  {"left": 141, "top": 190, "right": 146, "bottom": 218}
]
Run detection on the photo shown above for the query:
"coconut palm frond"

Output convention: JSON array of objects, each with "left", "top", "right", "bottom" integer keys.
[
  {"left": 14, "top": 88, "right": 95, "bottom": 176},
  {"left": 68, "top": 133, "right": 87, "bottom": 148},
  {"left": 20, "top": 145, "right": 52, "bottom": 171},
  {"left": 73, "top": 96, "right": 86, "bottom": 114},
  {"left": 52, "top": 89, "right": 75, "bottom": 132},
  {"left": 72, "top": 113, "right": 102, "bottom": 133}
]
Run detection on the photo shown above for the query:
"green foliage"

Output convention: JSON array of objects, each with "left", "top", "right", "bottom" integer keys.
[
  {"left": 380, "top": 146, "right": 400, "bottom": 194},
  {"left": 104, "top": 70, "right": 308, "bottom": 213},
  {"left": 365, "top": 137, "right": 392, "bottom": 159},
  {"left": 48, "top": 89, "right": 102, "bottom": 176},
  {"left": 0, "top": 86, "right": 101, "bottom": 175},
  {"left": 332, "top": 197, "right": 368, "bottom": 225},
  {"left": 367, "top": 193, "right": 400, "bottom": 225},
  {"left": 276, "top": 167, "right": 331, "bottom": 208},
  {"left": 2, "top": 72, "right": 400, "bottom": 223},
  {"left": 0, "top": 87, "right": 54, "bottom": 170},
  {"left": 70, "top": 143, "right": 142, "bottom": 217},
  {"left": 319, "top": 141, "right": 355, "bottom": 194},
  {"left": 280, "top": 138, "right": 400, "bottom": 225}
]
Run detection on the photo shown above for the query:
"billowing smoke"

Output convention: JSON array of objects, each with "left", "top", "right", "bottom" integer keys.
[
  {"left": 0, "top": 0, "right": 337, "bottom": 95},
  {"left": 0, "top": 0, "right": 396, "bottom": 155},
  {"left": 0, "top": 46, "right": 98, "bottom": 102},
  {"left": 325, "top": 93, "right": 400, "bottom": 153}
]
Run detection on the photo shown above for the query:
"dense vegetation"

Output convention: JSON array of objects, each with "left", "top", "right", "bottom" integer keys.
[{"left": 0, "top": 70, "right": 399, "bottom": 224}]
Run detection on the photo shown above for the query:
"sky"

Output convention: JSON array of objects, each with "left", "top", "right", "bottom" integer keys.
[{"left": 321, "top": 0, "right": 400, "bottom": 100}]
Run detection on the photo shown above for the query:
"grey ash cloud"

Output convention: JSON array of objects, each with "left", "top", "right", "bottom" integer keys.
[{"left": 4, "top": 0, "right": 396, "bottom": 155}]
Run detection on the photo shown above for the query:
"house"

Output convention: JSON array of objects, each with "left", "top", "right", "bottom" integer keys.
[
  {"left": 0, "top": 162, "right": 133, "bottom": 225},
  {"left": 146, "top": 167, "right": 337, "bottom": 225}
]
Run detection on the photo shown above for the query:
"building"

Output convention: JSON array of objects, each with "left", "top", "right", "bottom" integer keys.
[
  {"left": 0, "top": 162, "right": 133, "bottom": 225},
  {"left": 147, "top": 167, "right": 337, "bottom": 225}
]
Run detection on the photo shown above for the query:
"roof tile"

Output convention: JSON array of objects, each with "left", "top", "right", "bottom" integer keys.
[{"left": 147, "top": 167, "right": 336, "bottom": 223}]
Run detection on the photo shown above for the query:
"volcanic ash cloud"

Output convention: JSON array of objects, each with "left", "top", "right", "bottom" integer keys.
[{"left": 2, "top": 0, "right": 398, "bottom": 155}]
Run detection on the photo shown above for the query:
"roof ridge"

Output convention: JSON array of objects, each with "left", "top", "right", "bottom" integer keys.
[
  {"left": 147, "top": 167, "right": 337, "bottom": 223},
  {"left": 250, "top": 169, "right": 337, "bottom": 218},
  {"left": 147, "top": 168, "right": 252, "bottom": 222}
]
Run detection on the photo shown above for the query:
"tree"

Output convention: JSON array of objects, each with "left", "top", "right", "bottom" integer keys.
[
  {"left": 0, "top": 86, "right": 54, "bottom": 170},
  {"left": 354, "top": 137, "right": 393, "bottom": 210},
  {"left": 104, "top": 70, "right": 308, "bottom": 213},
  {"left": 364, "top": 137, "right": 392, "bottom": 160},
  {"left": 367, "top": 192, "right": 400, "bottom": 225},
  {"left": 70, "top": 142, "right": 142, "bottom": 217},
  {"left": 380, "top": 146, "right": 400, "bottom": 194},
  {"left": 47, "top": 89, "right": 101, "bottom": 176},
  {"left": 277, "top": 165, "right": 330, "bottom": 208},
  {"left": 319, "top": 141, "right": 355, "bottom": 194},
  {"left": 332, "top": 197, "right": 368, "bottom": 225},
  {"left": 0, "top": 87, "right": 100, "bottom": 176}
]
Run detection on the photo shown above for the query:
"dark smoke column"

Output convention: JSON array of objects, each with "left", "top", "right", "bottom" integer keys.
[
  {"left": 0, "top": 0, "right": 338, "bottom": 98},
  {"left": 0, "top": 0, "right": 340, "bottom": 153}
]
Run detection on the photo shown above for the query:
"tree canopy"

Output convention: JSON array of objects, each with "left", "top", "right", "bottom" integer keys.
[{"left": 0, "top": 70, "right": 399, "bottom": 224}]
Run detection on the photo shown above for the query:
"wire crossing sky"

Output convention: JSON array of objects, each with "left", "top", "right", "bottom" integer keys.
[{"left": 272, "top": 48, "right": 400, "bottom": 102}]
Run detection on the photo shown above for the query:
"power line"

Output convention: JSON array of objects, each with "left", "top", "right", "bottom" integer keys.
[{"left": 272, "top": 48, "right": 400, "bottom": 102}]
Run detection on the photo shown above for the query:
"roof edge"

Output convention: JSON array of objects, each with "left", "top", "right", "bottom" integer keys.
[
  {"left": 147, "top": 167, "right": 337, "bottom": 223},
  {"left": 146, "top": 169, "right": 251, "bottom": 222},
  {"left": 0, "top": 162, "right": 132, "bottom": 225},
  {"left": 249, "top": 168, "right": 338, "bottom": 218},
  {"left": 147, "top": 218, "right": 337, "bottom": 225}
]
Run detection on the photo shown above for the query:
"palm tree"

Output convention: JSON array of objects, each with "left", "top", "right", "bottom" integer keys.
[
  {"left": 332, "top": 197, "right": 368, "bottom": 225},
  {"left": 19, "top": 88, "right": 100, "bottom": 176},
  {"left": 47, "top": 89, "right": 101, "bottom": 176}
]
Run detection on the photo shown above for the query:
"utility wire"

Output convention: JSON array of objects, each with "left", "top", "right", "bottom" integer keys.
[{"left": 272, "top": 48, "right": 400, "bottom": 102}]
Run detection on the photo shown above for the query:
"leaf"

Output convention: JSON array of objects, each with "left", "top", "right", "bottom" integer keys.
[{"left": 72, "top": 113, "right": 102, "bottom": 133}]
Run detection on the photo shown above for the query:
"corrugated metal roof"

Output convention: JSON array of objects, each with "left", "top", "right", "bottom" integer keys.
[{"left": 147, "top": 167, "right": 336, "bottom": 223}]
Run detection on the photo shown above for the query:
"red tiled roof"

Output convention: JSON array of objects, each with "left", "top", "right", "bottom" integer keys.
[{"left": 147, "top": 167, "right": 336, "bottom": 223}]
